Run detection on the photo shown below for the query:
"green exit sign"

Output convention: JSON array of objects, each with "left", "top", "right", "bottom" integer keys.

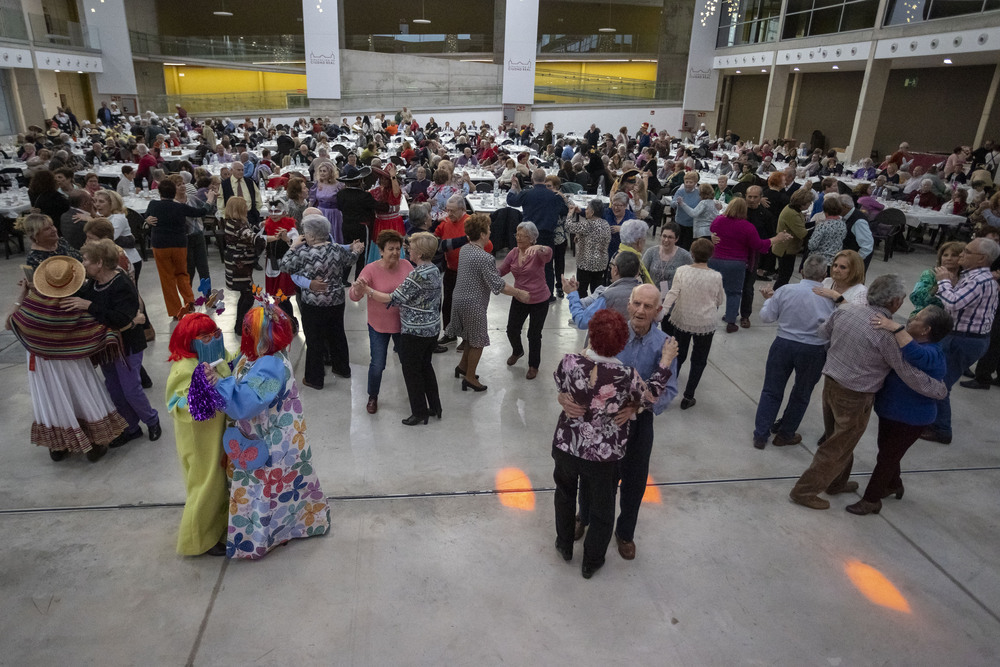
[{"left": 904, "top": 77, "right": 918, "bottom": 88}]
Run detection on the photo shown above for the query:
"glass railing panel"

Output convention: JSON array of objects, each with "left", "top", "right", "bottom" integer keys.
[
  {"left": 0, "top": 7, "right": 29, "bottom": 42},
  {"left": 342, "top": 33, "right": 492, "bottom": 53},
  {"left": 537, "top": 33, "right": 658, "bottom": 54},
  {"left": 28, "top": 12, "right": 99, "bottom": 50},
  {"left": 129, "top": 31, "right": 304, "bottom": 65}
]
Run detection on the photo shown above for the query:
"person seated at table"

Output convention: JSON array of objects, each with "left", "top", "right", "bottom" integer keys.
[
  {"left": 803, "top": 153, "right": 822, "bottom": 177},
  {"left": 715, "top": 154, "right": 733, "bottom": 177},
  {"left": 292, "top": 142, "right": 315, "bottom": 166},
  {"left": 906, "top": 179, "right": 942, "bottom": 210},
  {"left": 878, "top": 162, "right": 902, "bottom": 186},
  {"left": 82, "top": 172, "right": 102, "bottom": 197},
  {"left": 405, "top": 166, "right": 431, "bottom": 202},
  {"left": 853, "top": 158, "right": 877, "bottom": 181},
  {"left": 455, "top": 147, "right": 478, "bottom": 168},
  {"left": 852, "top": 182, "right": 873, "bottom": 201},
  {"left": 940, "top": 188, "right": 970, "bottom": 217},
  {"left": 944, "top": 146, "right": 971, "bottom": 182}
]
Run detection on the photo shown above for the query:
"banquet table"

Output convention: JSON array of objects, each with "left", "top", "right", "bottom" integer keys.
[{"left": 881, "top": 201, "right": 966, "bottom": 229}]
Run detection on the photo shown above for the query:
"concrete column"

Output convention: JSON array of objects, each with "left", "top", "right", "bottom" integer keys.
[
  {"left": 844, "top": 58, "right": 891, "bottom": 164},
  {"left": 658, "top": 0, "right": 697, "bottom": 101},
  {"left": 974, "top": 62, "right": 1000, "bottom": 148},
  {"left": 492, "top": 0, "right": 505, "bottom": 65},
  {"left": 782, "top": 71, "right": 801, "bottom": 138},
  {"left": 759, "top": 65, "right": 789, "bottom": 142},
  {"left": 81, "top": 0, "right": 138, "bottom": 101}
]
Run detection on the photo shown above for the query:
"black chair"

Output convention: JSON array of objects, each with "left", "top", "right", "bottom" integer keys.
[
  {"left": 126, "top": 208, "right": 148, "bottom": 261},
  {"left": 475, "top": 181, "right": 493, "bottom": 193},
  {"left": 871, "top": 208, "right": 907, "bottom": 261},
  {"left": 0, "top": 216, "right": 24, "bottom": 259},
  {"left": 490, "top": 206, "right": 522, "bottom": 254}
]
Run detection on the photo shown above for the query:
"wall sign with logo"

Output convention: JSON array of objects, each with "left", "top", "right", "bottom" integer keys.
[
  {"left": 502, "top": 0, "right": 539, "bottom": 105},
  {"left": 302, "top": 0, "right": 341, "bottom": 100}
]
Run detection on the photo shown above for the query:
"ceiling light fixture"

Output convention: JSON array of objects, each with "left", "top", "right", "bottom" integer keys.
[
  {"left": 793, "top": 66, "right": 800, "bottom": 71},
  {"left": 413, "top": 0, "right": 431, "bottom": 24},
  {"left": 832, "top": 65, "right": 839, "bottom": 69},
  {"left": 761, "top": 68, "right": 767, "bottom": 72},
  {"left": 599, "top": 0, "right": 616, "bottom": 32},
  {"left": 943, "top": 58, "right": 952, "bottom": 64},
  {"left": 213, "top": 0, "right": 233, "bottom": 16},
  {"left": 735, "top": 69, "right": 741, "bottom": 73}
]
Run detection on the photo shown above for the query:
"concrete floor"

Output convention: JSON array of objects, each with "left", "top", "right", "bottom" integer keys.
[{"left": 1, "top": 233, "right": 999, "bottom": 666}]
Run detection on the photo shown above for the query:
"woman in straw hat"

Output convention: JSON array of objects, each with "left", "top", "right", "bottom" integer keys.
[{"left": 5, "top": 255, "right": 127, "bottom": 462}]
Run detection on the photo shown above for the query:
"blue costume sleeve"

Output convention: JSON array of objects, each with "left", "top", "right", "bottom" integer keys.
[{"left": 215, "top": 355, "right": 286, "bottom": 420}]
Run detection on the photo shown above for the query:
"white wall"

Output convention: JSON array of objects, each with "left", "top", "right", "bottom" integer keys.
[{"left": 530, "top": 106, "right": 683, "bottom": 138}]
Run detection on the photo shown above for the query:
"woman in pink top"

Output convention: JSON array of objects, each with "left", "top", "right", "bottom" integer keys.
[
  {"left": 709, "top": 198, "right": 790, "bottom": 333},
  {"left": 500, "top": 221, "right": 554, "bottom": 379},
  {"left": 348, "top": 229, "right": 413, "bottom": 414}
]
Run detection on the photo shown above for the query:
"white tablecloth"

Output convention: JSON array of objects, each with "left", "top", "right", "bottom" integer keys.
[{"left": 881, "top": 202, "right": 966, "bottom": 228}]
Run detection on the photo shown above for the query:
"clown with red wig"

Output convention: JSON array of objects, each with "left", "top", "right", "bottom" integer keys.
[
  {"left": 204, "top": 294, "right": 330, "bottom": 559},
  {"left": 165, "top": 312, "right": 232, "bottom": 557}
]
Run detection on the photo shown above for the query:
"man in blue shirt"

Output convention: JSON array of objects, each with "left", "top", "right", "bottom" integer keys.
[
  {"left": 752, "top": 255, "right": 836, "bottom": 449},
  {"left": 507, "top": 169, "right": 569, "bottom": 299},
  {"left": 561, "top": 139, "right": 576, "bottom": 161},
  {"left": 559, "top": 284, "right": 679, "bottom": 561},
  {"left": 564, "top": 252, "right": 643, "bottom": 328}
]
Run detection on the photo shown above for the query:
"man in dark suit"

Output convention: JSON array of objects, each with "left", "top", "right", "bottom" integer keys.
[
  {"left": 60, "top": 189, "right": 93, "bottom": 249},
  {"left": 219, "top": 161, "right": 263, "bottom": 226}
]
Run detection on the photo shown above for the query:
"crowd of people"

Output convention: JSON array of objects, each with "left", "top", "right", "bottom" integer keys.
[{"left": 5, "top": 104, "right": 999, "bottom": 574}]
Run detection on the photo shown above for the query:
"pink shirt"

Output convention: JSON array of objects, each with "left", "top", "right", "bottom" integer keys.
[
  {"left": 709, "top": 215, "right": 772, "bottom": 263},
  {"left": 499, "top": 246, "right": 553, "bottom": 304},
  {"left": 349, "top": 258, "right": 414, "bottom": 333}
]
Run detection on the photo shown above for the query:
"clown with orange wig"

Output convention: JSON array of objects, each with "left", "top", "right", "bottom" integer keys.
[
  {"left": 204, "top": 292, "right": 330, "bottom": 559},
  {"left": 165, "top": 312, "right": 232, "bottom": 556}
]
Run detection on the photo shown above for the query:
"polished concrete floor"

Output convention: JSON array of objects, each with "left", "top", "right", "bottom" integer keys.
[{"left": 1, "top": 233, "right": 999, "bottom": 666}]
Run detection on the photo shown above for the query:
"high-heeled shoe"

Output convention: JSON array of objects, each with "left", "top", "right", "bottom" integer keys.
[
  {"left": 433, "top": 408, "right": 443, "bottom": 419},
  {"left": 461, "top": 378, "right": 488, "bottom": 392},
  {"left": 882, "top": 484, "right": 904, "bottom": 500},
  {"left": 454, "top": 366, "right": 478, "bottom": 379},
  {"left": 401, "top": 414, "right": 429, "bottom": 426}
]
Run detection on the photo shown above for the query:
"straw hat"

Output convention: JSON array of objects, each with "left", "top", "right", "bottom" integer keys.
[{"left": 33, "top": 255, "right": 86, "bottom": 298}]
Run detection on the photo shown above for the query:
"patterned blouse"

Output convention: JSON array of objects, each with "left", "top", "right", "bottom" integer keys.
[
  {"left": 278, "top": 242, "right": 358, "bottom": 307},
  {"left": 807, "top": 217, "right": 847, "bottom": 263},
  {"left": 642, "top": 246, "right": 692, "bottom": 291},
  {"left": 564, "top": 214, "right": 611, "bottom": 272},
  {"left": 389, "top": 263, "right": 442, "bottom": 337},
  {"left": 551, "top": 352, "right": 671, "bottom": 463},
  {"left": 26, "top": 239, "right": 81, "bottom": 269}
]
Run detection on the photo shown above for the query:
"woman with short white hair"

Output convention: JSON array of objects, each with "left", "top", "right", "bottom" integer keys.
[
  {"left": 500, "top": 221, "right": 553, "bottom": 379},
  {"left": 616, "top": 219, "right": 653, "bottom": 284},
  {"left": 279, "top": 214, "right": 363, "bottom": 390}
]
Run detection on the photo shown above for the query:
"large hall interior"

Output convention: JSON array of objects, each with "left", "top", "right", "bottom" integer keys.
[{"left": 1, "top": 0, "right": 1000, "bottom": 664}]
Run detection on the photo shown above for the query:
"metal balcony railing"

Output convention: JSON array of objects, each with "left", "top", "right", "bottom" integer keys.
[
  {"left": 537, "top": 33, "right": 659, "bottom": 55},
  {"left": 343, "top": 33, "right": 492, "bottom": 54},
  {"left": 27, "top": 12, "right": 99, "bottom": 50},
  {"left": 0, "top": 7, "right": 28, "bottom": 42},
  {"left": 130, "top": 31, "right": 304, "bottom": 66},
  {"left": 534, "top": 69, "right": 681, "bottom": 103}
]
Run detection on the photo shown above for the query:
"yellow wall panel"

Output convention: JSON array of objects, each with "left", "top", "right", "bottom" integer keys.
[{"left": 163, "top": 66, "right": 307, "bottom": 96}]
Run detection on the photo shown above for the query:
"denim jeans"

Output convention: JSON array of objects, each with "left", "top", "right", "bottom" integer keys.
[
  {"left": 753, "top": 337, "right": 827, "bottom": 441},
  {"left": 708, "top": 258, "right": 746, "bottom": 324},
  {"left": 367, "top": 325, "right": 400, "bottom": 398},
  {"left": 932, "top": 333, "right": 990, "bottom": 435}
]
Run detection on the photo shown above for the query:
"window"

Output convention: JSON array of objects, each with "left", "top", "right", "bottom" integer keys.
[
  {"left": 781, "top": 0, "right": 877, "bottom": 39},
  {"left": 884, "top": 0, "right": 1000, "bottom": 25},
  {"left": 716, "top": 0, "right": 782, "bottom": 47}
]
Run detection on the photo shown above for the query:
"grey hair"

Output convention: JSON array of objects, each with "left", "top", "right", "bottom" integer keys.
[
  {"left": 619, "top": 220, "right": 647, "bottom": 247},
  {"left": 801, "top": 254, "right": 829, "bottom": 282},
  {"left": 921, "top": 178, "right": 933, "bottom": 187},
  {"left": 611, "top": 192, "right": 629, "bottom": 206},
  {"left": 977, "top": 238, "right": 1000, "bottom": 265},
  {"left": 588, "top": 199, "right": 606, "bottom": 217},
  {"left": 301, "top": 214, "right": 331, "bottom": 241},
  {"left": 531, "top": 168, "right": 546, "bottom": 183},
  {"left": 837, "top": 194, "right": 854, "bottom": 209},
  {"left": 446, "top": 193, "right": 465, "bottom": 209},
  {"left": 517, "top": 221, "right": 539, "bottom": 241},
  {"left": 867, "top": 274, "right": 907, "bottom": 309},
  {"left": 408, "top": 202, "right": 431, "bottom": 227}
]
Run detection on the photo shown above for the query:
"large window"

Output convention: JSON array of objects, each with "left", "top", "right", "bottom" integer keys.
[
  {"left": 781, "top": 0, "right": 878, "bottom": 39},
  {"left": 717, "top": 0, "right": 782, "bottom": 48},
  {"left": 884, "top": 0, "right": 1000, "bottom": 26}
]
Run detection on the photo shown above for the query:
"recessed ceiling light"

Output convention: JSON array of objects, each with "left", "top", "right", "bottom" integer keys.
[
  {"left": 832, "top": 65, "right": 839, "bottom": 69},
  {"left": 761, "top": 68, "right": 767, "bottom": 72},
  {"left": 54, "top": 69, "right": 60, "bottom": 72},
  {"left": 735, "top": 70, "right": 741, "bottom": 74},
  {"left": 598, "top": 27, "right": 617, "bottom": 32},
  {"left": 943, "top": 58, "right": 953, "bottom": 64},
  {"left": 793, "top": 67, "right": 800, "bottom": 71},
  {"left": 213, "top": 10, "right": 233, "bottom": 15},
  {"left": 77, "top": 70, "right": 83, "bottom": 73},
  {"left": 413, "top": 18, "right": 431, "bottom": 24}
]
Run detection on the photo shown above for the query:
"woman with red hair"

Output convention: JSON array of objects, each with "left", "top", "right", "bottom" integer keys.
[
  {"left": 165, "top": 312, "right": 231, "bottom": 556},
  {"left": 204, "top": 301, "right": 330, "bottom": 559},
  {"left": 550, "top": 308, "right": 677, "bottom": 579}
]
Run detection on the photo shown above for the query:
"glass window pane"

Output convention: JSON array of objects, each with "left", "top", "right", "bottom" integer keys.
[
  {"left": 782, "top": 11, "right": 811, "bottom": 39},
  {"left": 785, "top": 0, "right": 814, "bottom": 13},
  {"left": 928, "top": 0, "right": 985, "bottom": 19},
  {"left": 807, "top": 6, "right": 843, "bottom": 35},
  {"left": 813, "top": 0, "right": 842, "bottom": 9},
  {"left": 841, "top": 0, "right": 878, "bottom": 30}
]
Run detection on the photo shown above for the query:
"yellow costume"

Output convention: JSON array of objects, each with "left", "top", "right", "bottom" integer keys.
[{"left": 166, "top": 356, "right": 232, "bottom": 556}]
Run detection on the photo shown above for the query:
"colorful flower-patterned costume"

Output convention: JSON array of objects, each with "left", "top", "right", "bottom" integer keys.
[{"left": 215, "top": 352, "right": 330, "bottom": 559}]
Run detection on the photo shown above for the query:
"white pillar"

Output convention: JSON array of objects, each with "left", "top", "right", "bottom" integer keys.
[
  {"left": 681, "top": 5, "right": 720, "bottom": 138},
  {"left": 502, "top": 0, "right": 538, "bottom": 124},
  {"left": 81, "top": 0, "right": 137, "bottom": 98},
  {"left": 760, "top": 66, "right": 789, "bottom": 142},
  {"left": 302, "top": 0, "right": 341, "bottom": 113},
  {"left": 975, "top": 62, "right": 1000, "bottom": 148},
  {"left": 845, "top": 58, "right": 890, "bottom": 163}
]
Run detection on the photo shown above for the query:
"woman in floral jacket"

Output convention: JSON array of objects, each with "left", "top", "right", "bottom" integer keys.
[
  {"left": 206, "top": 300, "right": 330, "bottom": 559},
  {"left": 551, "top": 308, "right": 676, "bottom": 579}
]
